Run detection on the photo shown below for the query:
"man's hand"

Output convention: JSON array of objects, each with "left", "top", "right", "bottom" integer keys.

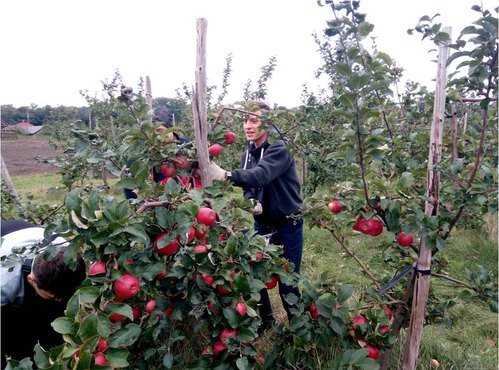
[
  {"left": 209, "top": 161, "right": 226, "bottom": 181},
  {"left": 252, "top": 201, "right": 263, "bottom": 215}
]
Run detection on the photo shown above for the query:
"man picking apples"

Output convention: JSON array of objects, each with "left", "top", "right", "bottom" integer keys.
[
  {"left": 123, "top": 106, "right": 201, "bottom": 199},
  {"left": 210, "top": 100, "right": 303, "bottom": 333},
  {"left": 0, "top": 220, "right": 86, "bottom": 368}
]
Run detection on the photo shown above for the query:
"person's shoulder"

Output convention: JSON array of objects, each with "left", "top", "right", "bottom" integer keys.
[{"left": 267, "top": 139, "right": 288, "bottom": 151}]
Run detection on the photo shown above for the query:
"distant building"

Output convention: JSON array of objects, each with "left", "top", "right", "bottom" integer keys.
[{"left": 15, "top": 121, "right": 43, "bottom": 135}]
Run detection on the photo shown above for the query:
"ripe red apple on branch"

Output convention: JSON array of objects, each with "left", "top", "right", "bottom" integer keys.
[
  {"left": 364, "top": 344, "right": 380, "bottom": 360},
  {"left": 396, "top": 231, "right": 414, "bottom": 246},
  {"left": 88, "top": 261, "right": 106, "bottom": 276},
  {"left": 327, "top": 199, "right": 342, "bottom": 214},
  {"left": 235, "top": 302, "right": 246, "bottom": 316},
  {"left": 197, "top": 207, "right": 217, "bottom": 226},
  {"left": 208, "top": 143, "right": 222, "bottom": 156},
  {"left": 265, "top": 274, "right": 280, "bottom": 289},
  {"left": 154, "top": 232, "right": 180, "bottom": 256},
  {"left": 94, "top": 353, "right": 107, "bottom": 366},
  {"left": 160, "top": 162, "right": 176, "bottom": 177},
  {"left": 309, "top": 303, "right": 319, "bottom": 319},
  {"left": 224, "top": 131, "right": 236, "bottom": 144},
  {"left": 114, "top": 274, "right": 140, "bottom": 300}
]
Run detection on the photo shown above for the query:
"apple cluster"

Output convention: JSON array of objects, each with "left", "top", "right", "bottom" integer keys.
[{"left": 348, "top": 306, "right": 395, "bottom": 361}]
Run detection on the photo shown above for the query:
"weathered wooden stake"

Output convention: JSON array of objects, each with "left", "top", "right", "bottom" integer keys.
[
  {"left": 402, "top": 27, "right": 452, "bottom": 370},
  {"left": 1, "top": 156, "right": 20, "bottom": 203},
  {"left": 145, "top": 76, "right": 153, "bottom": 124},
  {"left": 191, "top": 18, "right": 212, "bottom": 187}
]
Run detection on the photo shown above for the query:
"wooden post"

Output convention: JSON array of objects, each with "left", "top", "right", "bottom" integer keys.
[
  {"left": 402, "top": 27, "right": 451, "bottom": 370},
  {"left": 191, "top": 18, "right": 212, "bottom": 187},
  {"left": 451, "top": 103, "right": 458, "bottom": 162},
  {"left": 1, "top": 156, "right": 20, "bottom": 203},
  {"left": 145, "top": 76, "right": 153, "bottom": 125}
]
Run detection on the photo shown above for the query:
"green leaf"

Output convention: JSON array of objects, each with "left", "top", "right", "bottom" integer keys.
[
  {"left": 236, "top": 357, "right": 250, "bottom": 370},
  {"left": 124, "top": 223, "right": 149, "bottom": 244},
  {"left": 350, "top": 74, "right": 371, "bottom": 89},
  {"left": 109, "top": 323, "right": 141, "bottom": 347},
  {"left": 357, "top": 22, "right": 374, "bottom": 37},
  {"left": 77, "top": 286, "right": 101, "bottom": 303},
  {"left": 223, "top": 307, "right": 239, "bottom": 328},
  {"left": 337, "top": 284, "right": 353, "bottom": 303},
  {"left": 52, "top": 317, "right": 76, "bottom": 335},
  {"left": 398, "top": 172, "right": 414, "bottom": 188}
]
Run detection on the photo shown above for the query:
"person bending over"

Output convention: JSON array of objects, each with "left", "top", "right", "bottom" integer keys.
[{"left": 1, "top": 220, "right": 86, "bottom": 368}]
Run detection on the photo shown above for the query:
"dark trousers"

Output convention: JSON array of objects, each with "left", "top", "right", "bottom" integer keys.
[{"left": 255, "top": 218, "right": 303, "bottom": 321}]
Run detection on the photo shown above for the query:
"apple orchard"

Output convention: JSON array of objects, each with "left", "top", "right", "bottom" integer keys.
[{"left": 2, "top": 2, "right": 497, "bottom": 370}]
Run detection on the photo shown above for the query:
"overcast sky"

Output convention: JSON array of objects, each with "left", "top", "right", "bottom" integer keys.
[{"left": 0, "top": 0, "right": 495, "bottom": 109}]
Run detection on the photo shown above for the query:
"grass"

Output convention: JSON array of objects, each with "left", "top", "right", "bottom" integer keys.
[{"left": 4, "top": 172, "right": 498, "bottom": 369}]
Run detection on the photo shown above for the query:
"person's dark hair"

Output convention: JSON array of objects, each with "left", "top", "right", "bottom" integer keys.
[
  {"left": 246, "top": 100, "right": 271, "bottom": 112},
  {"left": 33, "top": 249, "right": 86, "bottom": 301},
  {"left": 152, "top": 106, "right": 174, "bottom": 128}
]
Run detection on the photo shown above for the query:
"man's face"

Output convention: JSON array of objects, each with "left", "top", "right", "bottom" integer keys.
[
  {"left": 243, "top": 110, "right": 267, "bottom": 143},
  {"left": 27, "top": 272, "right": 62, "bottom": 301},
  {"left": 154, "top": 124, "right": 175, "bottom": 142}
]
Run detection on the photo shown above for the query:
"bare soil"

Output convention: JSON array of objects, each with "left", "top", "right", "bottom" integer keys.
[{"left": 1, "top": 137, "right": 62, "bottom": 176}]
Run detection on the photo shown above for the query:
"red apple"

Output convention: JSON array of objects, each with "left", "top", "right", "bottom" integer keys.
[
  {"left": 216, "top": 285, "right": 230, "bottom": 296},
  {"left": 114, "top": 274, "right": 140, "bottom": 300},
  {"left": 154, "top": 232, "right": 180, "bottom": 256},
  {"left": 265, "top": 274, "right": 279, "bottom": 290},
  {"left": 208, "top": 143, "right": 223, "bottom": 157},
  {"left": 97, "top": 338, "right": 108, "bottom": 353},
  {"left": 164, "top": 307, "right": 173, "bottom": 317},
  {"left": 202, "top": 273, "right": 215, "bottom": 287},
  {"left": 213, "top": 340, "right": 227, "bottom": 356},
  {"left": 194, "top": 244, "right": 208, "bottom": 254},
  {"left": 220, "top": 328, "right": 238, "bottom": 341},
  {"left": 351, "top": 315, "right": 367, "bottom": 327},
  {"left": 384, "top": 306, "right": 393, "bottom": 320},
  {"left": 235, "top": 302, "right": 246, "bottom": 316},
  {"left": 175, "top": 155, "right": 190, "bottom": 169},
  {"left": 224, "top": 131, "right": 236, "bottom": 144},
  {"left": 132, "top": 307, "right": 141, "bottom": 321},
  {"left": 379, "top": 325, "right": 390, "bottom": 335},
  {"left": 194, "top": 224, "right": 208, "bottom": 239},
  {"left": 396, "top": 231, "right": 414, "bottom": 246},
  {"left": 309, "top": 303, "right": 319, "bottom": 319},
  {"left": 197, "top": 207, "right": 217, "bottom": 226},
  {"left": 364, "top": 344, "right": 380, "bottom": 360},
  {"left": 146, "top": 299, "right": 156, "bottom": 314},
  {"left": 160, "top": 162, "right": 176, "bottom": 177},
  {"left": 327, "top": 200, "right": 342, "bottom": 214},
  {"left": 156, "top": 271, "right": 168, "bottom": 281},
  {"left": 94, "top": 353, "right": 106, "bottom": 366},
  {"left": 110, "top": 312, "right": 124, "bottom": 322},
  {"left": 88, "top": 261, "right": 106, "bottom": 276},
  {"left": 353, "top": 216, "right": 368, "bottom": 232},
  {"left": 366, "top": 218, "right": 383, "bottom": 236}
]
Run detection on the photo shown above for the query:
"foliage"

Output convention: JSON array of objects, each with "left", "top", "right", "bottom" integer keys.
[{"left": 1, "top": 1, "right": 497, "bottom": 369}]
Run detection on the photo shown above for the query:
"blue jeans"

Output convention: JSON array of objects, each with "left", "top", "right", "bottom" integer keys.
[{"left": 254, "top": 218, "right": 303, "bottom": 321}]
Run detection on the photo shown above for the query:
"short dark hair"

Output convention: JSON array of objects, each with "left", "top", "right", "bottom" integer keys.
[
  {"left": 33, "top": 249, "right": 86, "bottom": 301},
  {"left": 152, "top": 106, "right": 174, "bottom": 127},
  {"left": 245, "top": 100, "right": 271, "bottom": 112}
]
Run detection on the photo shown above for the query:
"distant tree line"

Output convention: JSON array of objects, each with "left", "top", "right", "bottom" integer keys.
[
  {"left": 1, "top": 104, "right": 91, "bottom": 126},
  {"left": 1, "top": 98, "right": 189, "bottom": 127}
]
